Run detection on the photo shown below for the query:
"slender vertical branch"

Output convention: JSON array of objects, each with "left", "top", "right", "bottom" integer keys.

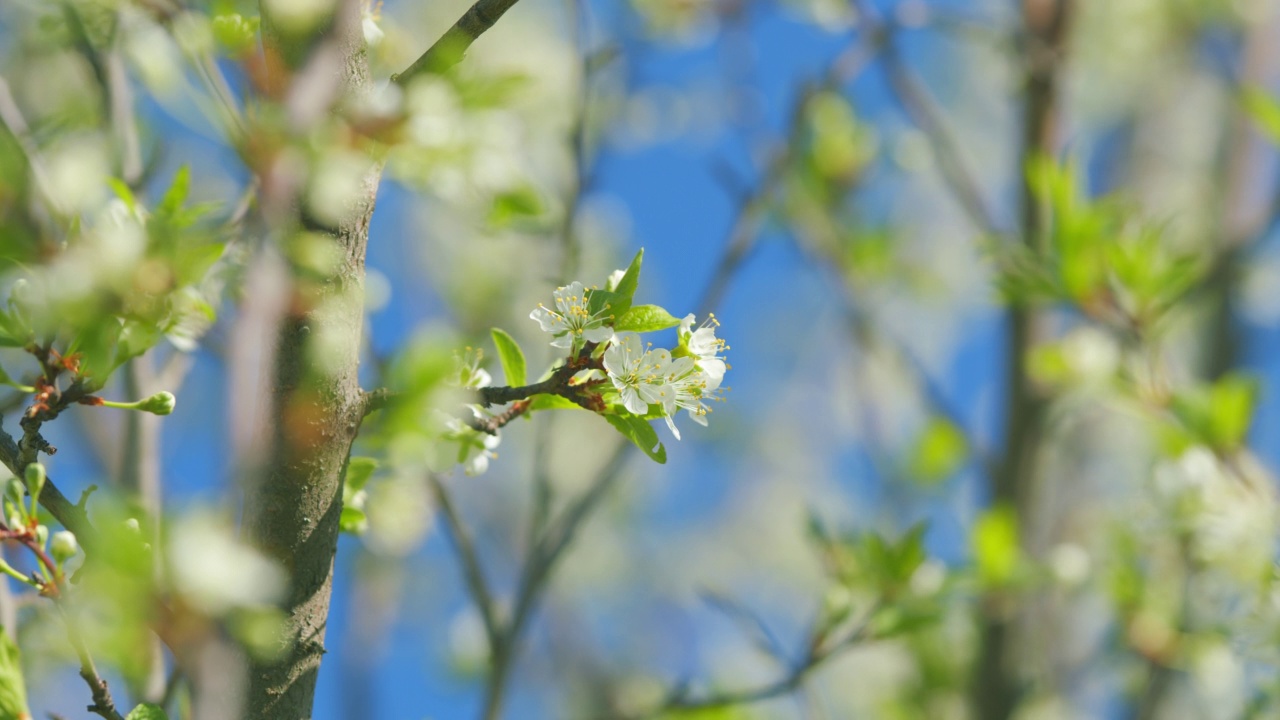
[{"left": 973, "top": 3, "right": 1073, "bottom": 719}]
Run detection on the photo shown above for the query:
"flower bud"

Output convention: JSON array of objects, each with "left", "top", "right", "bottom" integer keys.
[
  {"left": 124, "top": 518, "right": 141, "bottom": 534},
  {"left": 137, "top": 392, "right": 177, "bottom": 416},
  {"left": 34, "top": 525, "right": 47, "bottom": 548},
  {"left": 23, "top": 463, "right": 45, "bottom": 503},
  {"left": 51, "top": 531, "right": 78, "bottom": 564}
]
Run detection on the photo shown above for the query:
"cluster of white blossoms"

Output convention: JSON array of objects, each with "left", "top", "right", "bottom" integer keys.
[
  {"left": 435, "top": 251, "right": 729, "bottom": 477},
  {"left": 600, "top": 316, "right": 727, "bottom": 440},
  {"left": 530, "top": 274, "right": 729, "bottom": 440}
]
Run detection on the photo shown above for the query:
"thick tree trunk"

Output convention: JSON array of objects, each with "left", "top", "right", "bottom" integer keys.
[{"left": 240, "top": 2, "right": 379, "bottom": 716}]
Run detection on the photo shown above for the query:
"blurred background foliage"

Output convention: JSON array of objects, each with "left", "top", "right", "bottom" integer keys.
[{"left": 1, "top": 0, "right": 1280, "bottom": 718}]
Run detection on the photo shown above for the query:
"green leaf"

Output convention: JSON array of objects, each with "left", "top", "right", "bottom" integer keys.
[
  {"left": 610, "top": 248, "right": 643, "bottom": 315},
  {"left": 488, "top": 185, "right": 544, "bottom": 228},
  {"left": 1171, "top": 373, "right": 1259, "bottom": 451},
  {"left": 972, "top": 505, "right": 1020, "bottom": 587},
  {"left": 527, "top": 394, "right": 584, "bottom": 411},
  {"left": 586, "top": 289, "right": 622, "bottom": 318},
  {"left": 345, "top": 457, "right": 378, "bottom": 493},
  {"left": 1242, "top": 86, "right": 1280, "bottom": 146},
  {"left": 126, "top": 703, "right": 170, "bottom": 720},
  {"left": 0, "top": 629, "right": 30, "bottom": 720},
  {"left": 614, "top": 304, "right": 681, "bottom": 333},
  {"left": 604, "top": 414, "right": 666, "bottom": 464},
  {"left": 157, "top": 166, "right": 191, "bottom": 218},
  {"left": 339, "top": 506, "right": 368, "bottom": 535},
  {"left": 490, "top": 328, "right": 527, "bottom": 387},
  {"left": 908, "top": 418, "right": 968, "bottom": 484}
]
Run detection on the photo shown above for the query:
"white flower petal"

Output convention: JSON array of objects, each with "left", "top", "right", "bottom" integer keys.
[{"left": 664, "top": 413, "right": 681, "bottom": 440}]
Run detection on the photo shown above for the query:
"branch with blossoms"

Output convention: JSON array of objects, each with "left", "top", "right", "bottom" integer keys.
[{"left": 435, "top": 248, "right": 730, "bottom": 475}]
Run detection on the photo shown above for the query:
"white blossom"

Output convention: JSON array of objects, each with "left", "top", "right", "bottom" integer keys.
[
  {"left": 679, "top": 313, "right": 728, "bottom": 387},
  {"left": 530, "top": 281, "right": 615, "bottom": 352},
  {"left": 603, "top": 334, "right": 669, "bottom": 415}
]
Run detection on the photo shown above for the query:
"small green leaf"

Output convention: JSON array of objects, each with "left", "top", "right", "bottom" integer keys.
[
  {"left": 527, "top": 394, "right": 584, "bottom": 411},
  {"left": 908, "top": 418, "right": 968, "bottom": 484},
  {"left": 604, "top": 414, "right": 666, "bottom": 464},
  {"left": 1171, "top": 373, "right": 1259, "bottom": 451},
  {"left": 610, "top": 248, "right": 644, "bottom": 315},
  {"left": 126, "top": 702, "right": 170, "bottom": 720},
  {"left": 345, "top": 457, "right": 378, "bottom": 493},
  {"left": 972, "top": 505, "right": 1020, "bottom": 587},
  {"left": 0, "top": 628, "right": 29, "bottom": 720},
  {"left": 157, "top": 166, "right": 191, "bottom": 218},
  {"left": 488, "top": 185, "right": 544, "bottom": 228},
  {"left": 614, "top": 304, "right": 681, "bottom": 333},
  {"left": 490, "top": 328, "right": 527, "bottom": 387},
  {"left": 339, "top": 506, "right": 368, "bottom": 535}
]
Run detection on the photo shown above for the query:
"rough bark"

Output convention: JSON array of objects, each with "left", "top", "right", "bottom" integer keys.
[{"left": 240, "top": 2, "right": 379, "bottom": 717}]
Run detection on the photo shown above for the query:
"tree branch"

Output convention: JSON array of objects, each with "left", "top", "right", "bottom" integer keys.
[
  {"left": 392, "top": 0, "right": 526, "bottom": 84},
  {"left": 427, "top": 474, "right": 499, "bottom": 647}
]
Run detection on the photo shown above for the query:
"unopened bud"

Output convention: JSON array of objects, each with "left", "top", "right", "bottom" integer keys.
[
  {"left": 51, "top": 531, "right": 77, "bottom": 564},
  {"left": 138, "top": 392, "right": 177, "bottom": 416},
  {"left": 24, "top": 463, "right": 45, "bottom": 503}
]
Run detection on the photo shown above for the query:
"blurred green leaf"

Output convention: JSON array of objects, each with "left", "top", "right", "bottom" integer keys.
[
  {"left": 908, "top": 418, "right": 967, "bottom": 484},
  {"left": 489, "top": 328, "right": 527, "bottom": 387},
  {"left": 339, "top": 506, "right": 368, "bottom": 535},
  {"left": 345, "top": 457, "right": 378, "bottom": 493},
  {"left": 125, "top": 703, "right": 169, "bottom": 720},
  {"left": 1242, "top": 86, "right": 1280, "bottom": 146},
  {"left": 1171, "top": 373, "right": 1259, "bottom": 451},
  {"left": 604, "top": 414, "right": 666, "bottom": 464},
  {"left": 0, "top": 627, "right": 29, "bottom": 720},
  {"left": 615, "top": 305, "right": 681, "bottom": 333},
  {"left": 157, "top": 166, "right": 191, "bottom": 219},
  {"left": 972, "top": 506, "right": 1020, "bottom": 586},
  {"left": 487, "top": 185, "right": 543, "bottom": 228}
]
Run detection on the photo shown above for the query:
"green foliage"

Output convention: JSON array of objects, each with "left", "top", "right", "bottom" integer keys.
[
  {"left": 211, "top": 13, "right": 260, "bottom": 55},
  {"left": 972, "top": 506, "right": 1021, "bottom": 587},
  {"left": 1169, "top": 373, "right": 1259, "bottom": 452},
  {"left": 0, "top": 628, "right": 30, "bottom": 720},
  {"left": 488, "top": 185, "right": 545, "bottom": 229},
  {"left": 605, "top": 414, "right": 667, "bottom": 464},
  {"left": 614, "top": 304, "right": 681, "bottom": 333},
  {"left": 490, "top": 328, "right": 527, "bottom": 387},
  {"left": 997, "top": 158, "right": 1206, "bottom": 324},
  {"left": 907, "top": 417, "right": 968, "bottom": 484},
  {"left": 1241, "top": 86, "right": 1280, "bottom": 146},
  {"left": 125, "top": 702, "right": 170, "bottom": 720},
  {"left": 340, "top": 457, "right": 379, "bottom": 535}
]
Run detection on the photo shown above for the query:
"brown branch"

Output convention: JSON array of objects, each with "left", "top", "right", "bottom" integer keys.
[
  {"left": 391, "top": 0, "right": 526, "bottom": 84},
  {"left": 60, "top": 604, "right": 126, "bottom": 720}
]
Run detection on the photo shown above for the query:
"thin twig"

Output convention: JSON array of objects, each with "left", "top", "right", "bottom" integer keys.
[
  {"left": 392, "top": 0, "right": 527, "bottom": 84},
  {"left": 60, "top": 604, "right": 127, "bottom": 720},
  {"left": 697, "top": 36, "right": 879, "bottom": 316},
  {"left": 626, "top": 601, "right": 884, "bottom": 719},
  {"left": 428, "top": 473, "right": 500, "bottom": 646}
]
